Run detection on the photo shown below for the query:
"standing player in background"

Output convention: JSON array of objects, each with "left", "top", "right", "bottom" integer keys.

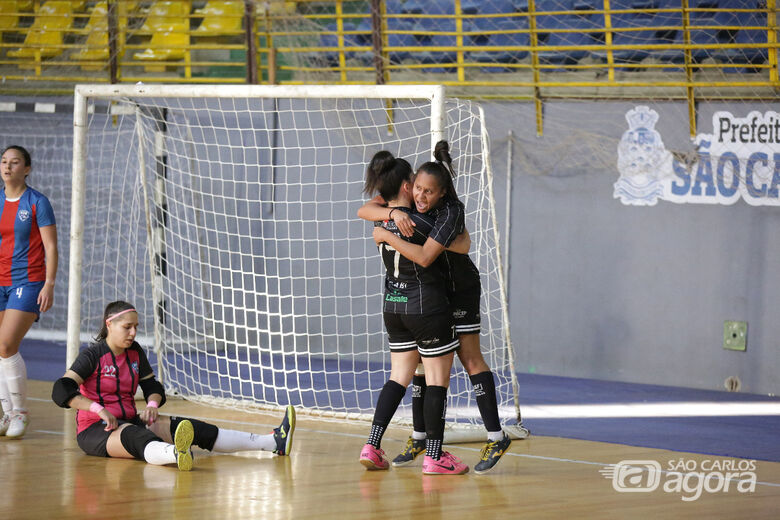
[
  {"left": 52, "top": 300, "right": 295, "bottom": 471},
  {"left": 358, "top": 151, "right": 469, "bottom": 475},
  {"left": 0, "top": 146, "right": 58, "bottom": 439},
  {"left": 367, "top": 141, "right": 516, "bottom": 474}
]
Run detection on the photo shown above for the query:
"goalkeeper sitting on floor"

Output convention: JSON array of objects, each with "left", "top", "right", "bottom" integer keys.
[{"left": 52, "top": 300, "right": 295, "bottom": 471}]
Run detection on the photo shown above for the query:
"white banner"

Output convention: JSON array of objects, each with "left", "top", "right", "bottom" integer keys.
[{"left": 614, "top": 106, "right": 780, "bottom": 206}]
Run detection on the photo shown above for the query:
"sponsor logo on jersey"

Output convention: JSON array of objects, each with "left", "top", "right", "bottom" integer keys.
[
  {"left": 385, "top": 293, "right": 409, "bottom": 303},
  {"left": 615, "top": 107, "right": 780, "bottom": 206}
]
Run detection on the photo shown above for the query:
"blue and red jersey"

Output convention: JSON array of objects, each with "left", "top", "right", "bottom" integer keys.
[
  {"left": 69, "top": 341, "right": 154, "bottom": 434},
  {"left": 0, "top": 187, "right": 56, "bottom": 286}
]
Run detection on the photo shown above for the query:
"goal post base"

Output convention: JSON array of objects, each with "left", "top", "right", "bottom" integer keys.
[{"left": 443, "top": 422, "right": 530, "bottom": 444}]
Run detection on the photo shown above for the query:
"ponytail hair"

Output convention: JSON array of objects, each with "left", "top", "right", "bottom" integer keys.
[
  {"left": 364, "top": 150, "right": 413, "bottom": 201},
  {"left": 416, "top": 140, "right": 460, "bottom": 203},
  {"left": 95, "top": 300, "right": 136, "bottom": 342},
  {"left": 2, "top": 145, "right": 31, "bottom": 167}
]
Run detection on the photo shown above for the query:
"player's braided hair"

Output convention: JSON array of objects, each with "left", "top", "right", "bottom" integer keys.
[
  {"left": 364, "top": 150, "right": 413, "bottom": 201},
  {"left": 416, "top": 140, "right": 460, "bottom": 203}
]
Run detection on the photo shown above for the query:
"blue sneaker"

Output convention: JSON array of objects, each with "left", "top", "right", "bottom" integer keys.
[
  {"left": 474, "top": 433, "right": 511, "bottom": 474},
  {"left": 392, "top": 436, "right": 426, "bottom": 467}
]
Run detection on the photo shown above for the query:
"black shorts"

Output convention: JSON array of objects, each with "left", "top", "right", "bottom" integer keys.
[
  {"left": 76, "top": 416, "right": 148, "bottom": 457},
  {"left": 450, "top": 284, "right": 481, "bottom": 335},
  {"left": 384, "top": 311, "right": 459, "bottom": 357}
]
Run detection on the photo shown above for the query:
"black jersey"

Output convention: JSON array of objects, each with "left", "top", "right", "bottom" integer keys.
[
  {"left": 378, "top": 207, "right": 449, "bottom": 315},
  {"left": 427, "top": 196, "right": 465, "bottom": 247},
  {"left": 426, "top": 197, "right": 481, "bottom": 293}
]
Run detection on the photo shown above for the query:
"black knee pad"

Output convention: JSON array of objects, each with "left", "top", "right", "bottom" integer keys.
[
  {"left": 169, "top": 416, "right": 219, "bottom": 451},
  {"left": 119, "top": 425, "right": 162, "bottom": 461}
]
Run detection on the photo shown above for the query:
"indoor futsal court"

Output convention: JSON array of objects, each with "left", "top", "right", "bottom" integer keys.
[
  {"left": 3, "top": 338, "right": 779, "bottom": 519},
  {"left": 2, "top": 2, "right": 780, "bottom": 514}
]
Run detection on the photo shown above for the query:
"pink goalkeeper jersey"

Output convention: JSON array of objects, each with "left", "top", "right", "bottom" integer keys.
[{"left": 69, "top": 341, "right": 154, "bottom": 433}]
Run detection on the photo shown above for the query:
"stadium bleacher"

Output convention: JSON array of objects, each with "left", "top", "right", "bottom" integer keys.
[
  {"left": 533, "top": 0, "right": 599, "bottom": 66},
  {"left": 69, "top": 1, "right": 136, "bottom": 69},
  {"left": 134, "top": 0, "right": 192, "bottom": 70},
  {"left": 7, "top": 0, "right": 73, "bottom": 61},
  {"left": 469, "top": 19, "right": 529, "bottom": 72},
  {"left": 0, "top": 0, "right": 774, "bottom": 82},
  {"left": 0, "top": 1, "right": 22, "bottom": 39},
  {"left": 193, "top": 0, "right": 244, "bottom": 36}
]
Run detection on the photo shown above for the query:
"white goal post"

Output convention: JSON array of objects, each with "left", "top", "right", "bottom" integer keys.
[{"left": 68, "top": 83, "right": 525, "bottom": 441}]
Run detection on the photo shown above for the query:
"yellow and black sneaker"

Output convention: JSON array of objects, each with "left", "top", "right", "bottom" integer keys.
[
  {"left": 273, "top": 405, "right": 296, "bottom": 456},
  {"left": 392, "top": 436, "right": 426, "bottom": 467},
  {"left": 474, "top": 433, "right": 511, "bottom": 474},
  {"left": 174, "top": 419, "right": 195, "bottom": 471}
]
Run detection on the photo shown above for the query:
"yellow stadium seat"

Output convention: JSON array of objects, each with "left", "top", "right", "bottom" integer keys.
[
  {"left": 0, "top": 1, "right": 21, "bottom": 35},
  {"left": 139, "top": 0, "right": 190, "bottom": 32},
  {"left": 7, "top": 0, "right": 73, "bottom": 60},
  {"left": 69, "top": 1, "right": 133, "bottom": 69},
  {"left": 194, "top": 0, "right": 243, "bottom": 36},
  {"left": 133, "top": 1, "right": 191, "bottom": 71},
  {"left": 134, "top": 30, "right": 190, "bottom": 70},
  {"left": 16, "top": 0, "right": 32, "bottom": 11},
  {"left": 262, "top": 1, "right": 297, "bottom": 15}
]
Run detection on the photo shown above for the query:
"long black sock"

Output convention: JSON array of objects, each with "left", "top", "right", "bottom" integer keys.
[
  {"left": 169, "top": 416, "right": 219, "bottom": 451},
  {"left": 412, "top": 374, "right": 427, "bottom": 436},
  {"left": 423, "top": 385, "right": 447, "bottom": 460},
  {"left": 470, "top": 371, "right": 501, "bottom": 433},
  {"left": 367, "top": 380, "right": 406, "bottom": 448}
]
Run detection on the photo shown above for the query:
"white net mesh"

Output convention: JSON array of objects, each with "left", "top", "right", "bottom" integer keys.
[{"left": 70, "top": 88, "right": 521, "bottom": 434}]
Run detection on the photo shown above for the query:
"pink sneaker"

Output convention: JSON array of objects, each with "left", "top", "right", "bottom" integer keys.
[
  {"left": 422, "top": 451, "right": 469, "bottom": 475},
  {"left": 359, "top": 444, "right": 390, "bottom": 470}
]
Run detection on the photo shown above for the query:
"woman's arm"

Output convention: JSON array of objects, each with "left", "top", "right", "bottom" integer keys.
[
  {"left": 357, "top": 195, "right": 391, "bottom": 221},
  {"left": 358, "top": 196, "right": 415, "bottom": 237},
  {"left": 373, "top": 227, "right": 446, "bottom": 268},
  {"left": 61, "top": 370, "right": 118, "bottom": 431},
  {"left": 37, "top": 225, "right": 58, "bottom": 313},
  {"left": 138, "top": 374, "right": 163, "bottom": 425},
  {"left": 373, "top": 228, "right": 469, "bottom": 263},
  {"left": 447, "top": 229, "right": 470, "bottom": 255}
]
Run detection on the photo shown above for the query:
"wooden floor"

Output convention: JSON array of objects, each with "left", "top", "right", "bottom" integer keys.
[{"left": 3, "top": 381, "right": 779, "bottom": 519}]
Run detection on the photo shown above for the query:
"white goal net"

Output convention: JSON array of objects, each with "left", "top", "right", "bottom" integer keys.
[{"left": 68, "top": 84, "right": 523, "bottom": 439}]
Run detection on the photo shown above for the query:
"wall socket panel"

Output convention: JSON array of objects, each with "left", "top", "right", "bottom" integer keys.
[{"left": 723, "top": 321, "right": 747, "bottom": 351}]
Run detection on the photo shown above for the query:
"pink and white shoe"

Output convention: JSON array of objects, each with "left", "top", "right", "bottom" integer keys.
[
  {"left": 0, "top": 414, "right": 11, "bottom": 436},
  {"left": 6, "top": 412, "right": 29, "bottom": 439},
  {"left": 422, "top": 451, "right": 469, "bottom": 475},
  {"left": 359, "top": 444, "right": 390, "bottom": 470}
]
